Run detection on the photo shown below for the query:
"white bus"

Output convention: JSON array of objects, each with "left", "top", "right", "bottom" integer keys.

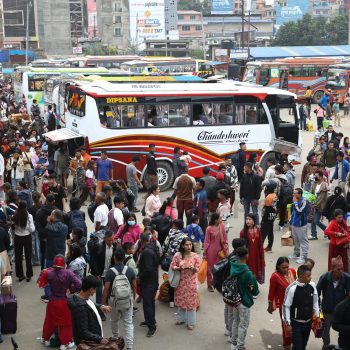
[
  {"left": 44, "top": 80, "right": 302, "bottom": 190},
  {"left": 12, "top": 66, "right": 109, "bottom": 113}
]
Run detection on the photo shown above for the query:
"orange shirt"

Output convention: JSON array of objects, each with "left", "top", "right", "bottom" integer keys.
[{"left": 82, "top": 153, "right": 91, "bottom": 162}]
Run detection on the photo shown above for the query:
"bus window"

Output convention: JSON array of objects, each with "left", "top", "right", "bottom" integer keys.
[
  {"left": 245, "top": 105, "right": 258, "bottom": 124},
  {"left": 302, "top": 67, "right": 316, "bottom": 77},
  {"left": 289, "top": 67, "right": 302, "bottom": 77},
  {"left": 147, "top": 104, "right": 190, "bottom": 127},
  {"left": 121, "top": 105, "right": 144, "bottom": 128},
  {"left": 260, "top": 68, "right": 269, "bottom": 86},
  {"left": 193, "top": 103, "right": 212, "bottom": 125},
  {"left": 213, "top": 103, "right": 234, "bottom": 125},
  {"left": 29, "top": 79, "right": 44, "bottom": 91},
  {"left": 279, "top": 107, "right": 297, "bottom": 125}
]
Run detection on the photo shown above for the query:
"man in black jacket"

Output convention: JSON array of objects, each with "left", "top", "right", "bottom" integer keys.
[
  {"left": 332, "top": 293, "right": 350, "bottom": 350},
  {"left": 138, "top": 233, "right": 159, "bottom": 338},
  {"left": 35, "top": 194, "right": 56, "bottom": 269},
  {"left": 239, "top": 162, "right": 262, "bottom": 224},
  {"left": 145, "top": 144, "right": 158, "bottom": 190},
  {"left": 317, "top": 256, "right": 350, "bottom": 350},
  {"left": 68, "top": 275, "right": 111, "bottom": 346},
  {"left": 90, "top": 230, "right": 115, "bottom": 308}
]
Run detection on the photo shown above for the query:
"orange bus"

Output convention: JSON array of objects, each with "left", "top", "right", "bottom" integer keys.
[{"left": 243, "top": 57, "right": 341, "bottom": 103}]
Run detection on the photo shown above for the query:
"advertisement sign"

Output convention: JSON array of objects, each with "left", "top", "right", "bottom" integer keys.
[
  {"left": 230, "top": 48, "right": 248, "bottom": 60},
  {"left": 72, "top": 47, "right": 83, "bottom": 54},
  {"left": 211, "top": 0, "right": 234, "bottom": 15},
  {"left": 67, "top": 88, "right": 86, "bottom": 117},
  {"left": 275, "top": 0, "right": 309, "bottom": 25},
  {"left": 129, "top": 0, "right": 165, "bottom": 49}
]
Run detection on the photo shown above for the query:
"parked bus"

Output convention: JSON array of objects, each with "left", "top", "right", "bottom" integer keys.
[
  {"left": 44, "top": 80, "right": 301, "bottom": 190},
  {"left": 66, "top": 55, "right": 140, "bottom": 69},
  {"left": 13, "top": 66, "right": 109, "bottom": 113},
  {"left": 120, "top": 57, "right": 224, "bottom": 77},
  {"left": 243, "top": 58, "right": 340, "bottom": 103},
  {"left": 325, "top": 63, "right": 350, "bottom": 104}
]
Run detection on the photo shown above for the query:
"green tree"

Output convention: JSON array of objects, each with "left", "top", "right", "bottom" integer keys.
[{"left": 272, "top": 14, "right": 348, "bottom": 46}]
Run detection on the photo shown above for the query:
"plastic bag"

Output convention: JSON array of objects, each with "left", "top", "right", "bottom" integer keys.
[
  {"left": 198, "top": 259, "right": 207, "bottom": 284},
  {"left": 312, "top": 313, "right": 325, "bottom": 338}
]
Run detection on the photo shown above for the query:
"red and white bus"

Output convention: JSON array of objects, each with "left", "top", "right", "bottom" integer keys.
[
  {"left": 243, "top": 58, "right": 341, "bottom": 103},
  {"left": 325, "top": 63, "right": 350, "bottom": 104},
  {"left": 44, "top": 80, "right": 302, "bottom": 190}
]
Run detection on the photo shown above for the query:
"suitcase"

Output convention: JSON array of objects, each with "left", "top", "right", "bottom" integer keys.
[{"left": 0, "top": 294, "right": 17, "bottom": 333}]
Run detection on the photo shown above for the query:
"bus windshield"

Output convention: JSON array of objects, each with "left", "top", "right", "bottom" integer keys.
[
  {"left": 243, "top": 66, "right": 258, "bottom": 83},
  {"left": 326, "top": 68, "right": 347, "bottom": 90}
]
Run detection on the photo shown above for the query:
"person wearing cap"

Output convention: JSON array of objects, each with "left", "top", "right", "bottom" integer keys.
[
  {"left": 331, "top": 151, "right": 350, "bottom": 194},
  {"left": 239, "top": 162, "right": 262, "bottom": 225},
  {"left": 317, "top": 255, "right": 350, "bottom": 350},
  {"left": 283, "top": 265, "right": 320, "bottom": 350},
  {"left": 5, "top": 148, "right": 24, "bottom": 190},
  {"left": 40, "top": 254, "right": 81, "bottom": 350},
  {"left": 173, "top": 166, "right": 196, "bottom": 222}
]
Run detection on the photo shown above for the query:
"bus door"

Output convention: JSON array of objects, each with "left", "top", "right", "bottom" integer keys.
[{"left": 279, "top": 69, "right": 288, "bottom": 90}]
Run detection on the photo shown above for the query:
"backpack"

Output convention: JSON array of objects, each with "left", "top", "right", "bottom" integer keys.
[
  {"left": 57, "top": 152, "right": 69, "bottom": 168},
  {"left": 47, "top": 112, "right": 56, "bottom": 131},
  {"left": 88, "top": 202, "right": 98, "bottom": 223},
  {"left": 69, "top": 210, "right": 87, "bottom": 236},
  {"left": 212, "top": 253, "right": 235, "bottom": 293},
  {"left": 278, "top": 178, "right": 293, "bottom": 204},
  {"left": 110, "top": 266, "right": 132, "bottom": 311},
  {"left": 231, "top": 152, "right": 240, "bottom": 170},
  {"left": 222, "top": 275, "right": 242, "bottom": 307},
  {"left": 87, "top": 230, "right": 105, "bottom": 264}
]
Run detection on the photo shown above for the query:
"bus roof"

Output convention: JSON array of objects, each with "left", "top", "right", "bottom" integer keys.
[
  {"left": 328, "top": 63, "right": 350, "bottom": 70},
  {"left": 20, "top": 66, "right": 109, "bottom": 73},
  {"left": 75, "top": 80, "right": 296, "bottom": 99},
  {"left": 122, "top": 57, "right": 198, "bottom": 65},
  {"left": 82, "top": 75, "right": 204, "bottom": 82},
  {"left": 247, "top": 58, "right": 340, "bottom": 67}
]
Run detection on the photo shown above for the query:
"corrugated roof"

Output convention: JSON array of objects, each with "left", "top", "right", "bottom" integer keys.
[{"left": 250, "top": 45, "right": 350, "bottom": 59}]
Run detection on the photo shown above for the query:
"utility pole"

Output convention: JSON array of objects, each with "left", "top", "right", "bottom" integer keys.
[
  {"left": 348, "top": 9, "right": 350, "bottom": 45},
  {"left": 241, "top": 0, "right": 244, "bottom": 48},
  {"left": 25, "top": 1, "right": 32, "bottom": 66}
]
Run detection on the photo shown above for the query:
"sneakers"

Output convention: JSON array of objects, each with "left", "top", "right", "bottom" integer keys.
[
  {"left": 224, "top": 329, "right": 231, "bottom": 336},
  {"left": 295, "top": 258, "right": 306, "bottom": 264},
  {"left": 146, "top": 327, "right": 157, "bottom": 337},
  {"left": 139, "top": 321, "right": 148, "bottom": 327},
  {"left": 41, "top": 295, "right": 49, "bottom": 303},
  {"left": 59, "top": 342, "right": 75, "bottom": 350},
  {"left": 264, "top": 247, "right": 272, "bottom": 253},
  {"left": 288, "top": 255, "right": 299, "bottom": 260},
  {"left": 169, "top": 302, "right": 174, "bottom": 308},
  {"left": 308, "top": 236, "right": 318, "bottom": 240},
  {"left": 40, "top": 338, "right": 50, "bottom": 347},
  {"left": 207, "top": 286, "right": 214, "bottom": 292}
]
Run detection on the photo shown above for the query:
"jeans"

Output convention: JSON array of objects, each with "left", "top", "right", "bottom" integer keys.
[
  {"left": 40, "top": 240, "right": 46, "bottom": 270},
  {"left": 177, "top": 308, "right": 196, "bottom": 326},
  {"left": 129, "top": 185, "right": 139, "bottom": 209},
  {"left": 261, "top": 221, "right": 274, "bottom": 249},
  {"left": 109, "top": 302, "right": 134, "bottom": 349},
  {"left": 11, "top": 178, "right": 21, "bottom": 190},
  {"left": 231, "top": 304, "right": 251, "bottom": 350},
  {"left": 292, "top": 225, "right": 309, "bottom": 260},
  {"left": 291, "top": 320, "right": 312, "bottom": 350},
  {"left": 278, "top": 201, "right": 287, "bottom": 227},
  {"left": 141, "top": 282, "right": 158, "bottom": 329},
  {"left": 168, "top": 285, "right": 174, "bottom": 303},
  {"left": 299, "top": 115, "right": 307, "bottom": 131},
  {"left": 44, "top": 259, "right": 53, "bottom": 297},
  {"left": 24, "top": 170, "right": 34, "bottom": 191},
  {"left": 31, "top": 230, "right": 41, "bottom": 265},
  {"left": 243, "top": 198, "right": 259, "bottom": 225},
  {"left": 225, "top": 304, "right": 233, "bottom": 335},
  {"left": 14, "top": 234, "right": 33, "bottom": 278},
  {"left": 322, "top": 313, "right": 333, "bottom": 349},
  {"left": 311, "top": 210, "right": 326, "bottom": 238},
  {"left": 95, "top": 278, "right": 104, "bottom": 305}
]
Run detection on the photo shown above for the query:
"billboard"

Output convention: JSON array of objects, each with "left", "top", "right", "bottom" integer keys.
[
  {"left": 129, "top": 0, "right": 165, "bottom": 49},
  {"left": 275, "top": 0, "right": 310, "bottom": 25},
  {"left": 211, "top": 0, "right": 234, "bottom": 15}
]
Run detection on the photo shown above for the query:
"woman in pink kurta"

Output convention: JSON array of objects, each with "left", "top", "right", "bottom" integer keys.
[
  {"left": 171, "top": 237, "right": 200, "bottom": 330},
  {"left": 204, "top": 212, "right": 228, "bottom": 291}
]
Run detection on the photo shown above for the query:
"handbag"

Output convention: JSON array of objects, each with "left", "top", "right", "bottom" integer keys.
[
  {"left": 161, "top": 255, "right": 172, "bottom": 272},
  {"left": 217, "top": 225, "right": 226, "bottom": 260},
  {"left": 334, "top": 223, "right": 350, "bottom": 246},
  {"left": 77, "top": 337, "right": 125, "bottom": 350},
  {"left": 168, "top": 267, "right": 181, "bottom": 288}
]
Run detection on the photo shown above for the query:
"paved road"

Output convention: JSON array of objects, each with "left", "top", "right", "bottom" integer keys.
[{"left": 2, "top": 113, "right": 346, "bottom": 350}]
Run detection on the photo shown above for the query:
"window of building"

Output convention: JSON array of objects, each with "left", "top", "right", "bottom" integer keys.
[
  {"left": 114, "top": 15, "right": 121, "bottom": 23},
  {"left": 165, "top": 6, "right": 169, "bottom": 11},
  {"left": 114, "top": 28, "right": 122, "bottom": 36},
  {"left": 170, "top": 25, "right": 175, "bottom": 30},
  {"left": 170, "top": 0, "right": 175, "bottom": 4},
  {"left": 171, "top": 13, "right": 175, "bottom": 17},
  {"left": 195, "top": 25, "right": 202, "bottom": 31},
  {"left": 178, "top": 15, "right": 184, "bottom": 20},
  {"left": 4, "top": 11, "right": 24, "bottom": 26},
  {"left": 190, "top": 15, "right": 196, "bottom": 20},
  {"left": 182, "top": 25, "right": 191, "bottom": 31},
  {"left": 113, "top": 2, "right": 122, "bottom": 12},
  {"left": 165, "top": 19, "right": 169, "bottom": 23}
]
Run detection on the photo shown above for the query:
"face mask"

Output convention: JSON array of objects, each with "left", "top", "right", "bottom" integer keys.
[{"left": 128, "top": 220, "right": 136, "bottom": 226}]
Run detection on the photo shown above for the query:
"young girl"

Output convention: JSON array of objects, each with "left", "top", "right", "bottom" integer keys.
[
  {"left": 160, "top": 197, "right": 177, "bottom": 220},
  {"left": 114, "top": 213, "right": 142, "bottom": 245},
  {"left": 261, "top": 193, "right": 277, "bottom": 253},
  {"left": 85, "top": 160, "right": 95, "bottom": 202},
  {"left": 184, "top": 214, "right": 204, "bottom": 254},
  {"left": 240, "top": 213, "right": 265, "bottom": 284}
]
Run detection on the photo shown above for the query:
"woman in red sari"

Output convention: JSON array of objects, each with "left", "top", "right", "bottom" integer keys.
[
  {"left": 324, "top": 208, "right": 350, "bottom": 272},
  {"left": 268, "top": 257, "right": 296, "bottom": 350},
  {"left": 239, "top": 213, "right": 265, "bottom": 284}
]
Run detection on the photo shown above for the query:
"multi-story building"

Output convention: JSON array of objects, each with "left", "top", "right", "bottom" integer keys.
[
  {"left": 310, "top": 0, "right": 333, "bottom": 17},
  {"left": 96, "top": 0, "right": 130, "bottom": 51},
  {"left": 177, "top": 10, "right": 203, "bottom": 49}
]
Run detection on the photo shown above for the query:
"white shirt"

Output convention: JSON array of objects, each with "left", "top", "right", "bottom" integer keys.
[
  {"left": 86, "top": 169, "right": 94, "bottom": 179},
  {"left": 15, "top": 214, "right": 35, "bottom": 236},
  {"left": 113, "top": 208, "right": 124, "bottom": 226},
  {"left": 0, "top": 153, "right": 4, "bottom": 178},
  {"left": 94, "top": 204, "right": 109, "bottom": 227},
  {"left": 315, "top": 183, "right": 321, "bottom": 195}
]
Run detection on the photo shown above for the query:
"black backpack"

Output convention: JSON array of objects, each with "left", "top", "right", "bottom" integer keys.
[
  {"left": 69, "top": 210, "right": 87, "bottom": 236},
  {"left": 231, "top": 152, "right": 240, "bottom": 170},
  {"left": 47, "top": 112, "right": 56, "bottom": 131},
  {"left": 222, "top": 276, "right": 242, "bottom": 307},
  {"left": 87, "top": 202, "right": 98, "bottom": 223},
  {"left": 212, "top": 253, "right": 235, "bottom": 293},
  {"left": 278, "top": 178, "right": 293, "bottom": 204}
]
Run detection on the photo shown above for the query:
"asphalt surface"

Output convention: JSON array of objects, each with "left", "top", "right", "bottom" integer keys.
[{"left": 1, "top": 112, "right": 345, "bottom": 350}]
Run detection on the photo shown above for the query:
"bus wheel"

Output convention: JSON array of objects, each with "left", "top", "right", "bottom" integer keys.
[
  {"left": 313, "top": 90, "right": 324, "bottom": 104},
  {"left": 157, "top": 161, "right": 174, "bottom": 191},
  {"left": 260, "top": 152, "right": 277, "bottom": 172}
]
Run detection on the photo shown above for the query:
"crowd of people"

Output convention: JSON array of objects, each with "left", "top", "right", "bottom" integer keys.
[{"left": 1, "top": 79, "right": 350, "bottom": 350}]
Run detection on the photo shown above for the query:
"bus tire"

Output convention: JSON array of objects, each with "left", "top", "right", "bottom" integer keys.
[
  {"left": 260, "top": 152, "right": 277, "bottom": 172},
  {"left": 156, "top": 161, "right": 174, "bottom": 191},
  {"left": 313, "top": 90, "right": 324, "bottom": 104}
]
